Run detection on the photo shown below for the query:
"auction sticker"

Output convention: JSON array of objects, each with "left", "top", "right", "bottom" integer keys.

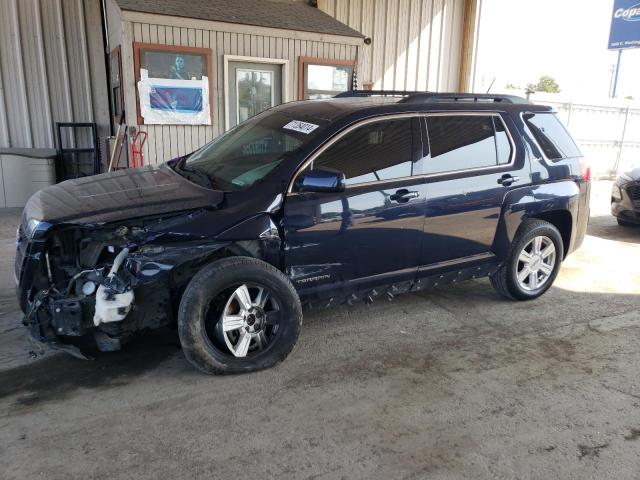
[{"left": 283, "top": 120, "right": 319, "bottom": 134}]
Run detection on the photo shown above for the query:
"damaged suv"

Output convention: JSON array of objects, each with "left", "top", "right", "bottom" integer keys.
[{"left": 16, "top": 92, "right": 590, "bottom": 374}]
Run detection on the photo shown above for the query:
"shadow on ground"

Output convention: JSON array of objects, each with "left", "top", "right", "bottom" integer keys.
[{"left": 0, "top": 329, "right": 181, "bottom": 408}]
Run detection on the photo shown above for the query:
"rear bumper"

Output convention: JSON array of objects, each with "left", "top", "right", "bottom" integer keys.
[{"left": 569, "top": 181, "right": 590, "bottom": 255}]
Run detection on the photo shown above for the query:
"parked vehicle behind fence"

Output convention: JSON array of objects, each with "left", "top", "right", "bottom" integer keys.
[{"left": 16, "top": 92, "right": 591, "bottom": 374}]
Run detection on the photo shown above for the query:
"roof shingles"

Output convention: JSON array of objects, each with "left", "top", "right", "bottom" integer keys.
[{"left": 115, "top": 0, "right": 363, "bottom": 38}]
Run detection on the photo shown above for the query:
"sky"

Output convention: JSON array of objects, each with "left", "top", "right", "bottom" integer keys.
[{"left": 473, "top": 0, "right": 640, "bottom": 102}]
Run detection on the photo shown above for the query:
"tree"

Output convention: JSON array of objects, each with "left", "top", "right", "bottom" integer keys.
[
  {"left": 526, "top": 75, "right": 561, "bottom": 94},
  {"left": 505, "top": 83, "right": 520, "bottom": 90}
]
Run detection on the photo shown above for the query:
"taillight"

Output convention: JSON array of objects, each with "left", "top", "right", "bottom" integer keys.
[{"left": 579, "top": 158, "right": 591, "bottom": 182}]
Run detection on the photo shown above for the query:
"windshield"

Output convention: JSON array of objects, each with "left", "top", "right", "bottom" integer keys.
[{"left": 180, "top": 111, "right": 325, "bottom": 191}]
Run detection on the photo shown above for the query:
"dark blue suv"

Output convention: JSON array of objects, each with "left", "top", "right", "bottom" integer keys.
[{"left": 16, "top": 92, "right": 591, "bottom": 374}]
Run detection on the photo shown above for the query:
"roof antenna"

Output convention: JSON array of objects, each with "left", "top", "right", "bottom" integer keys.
[{"left": 486, "top": 77, "right": 495, "bottom": 94}]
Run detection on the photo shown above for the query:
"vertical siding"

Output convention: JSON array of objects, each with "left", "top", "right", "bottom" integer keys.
[
  {"left": 128, "top": 21, "right": 358, "bottom": 164},
  {"left": 0, "top": 0, "right": 109, "bottom": 149},
  {"left": 319, "top": 0, "right": 464, "bottom": 91}
]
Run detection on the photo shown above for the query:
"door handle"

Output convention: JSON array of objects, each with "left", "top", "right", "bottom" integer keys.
[
  {"left": 497, "top": 174, "right": 520, "bottom": 186},
  {"left": 390, "top": 189, "right": 419, "bottom": 203}
]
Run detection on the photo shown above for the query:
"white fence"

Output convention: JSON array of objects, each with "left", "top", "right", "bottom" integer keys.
[{"left": 537, "top": 100, "right": 640, "bottom": 178}]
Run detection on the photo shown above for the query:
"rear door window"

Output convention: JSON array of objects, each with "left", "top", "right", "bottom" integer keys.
[
  {"left": 309, "top": 117, "right": 416, "bottom": 185},
  {"left": 424, "top": 115, "right": 512, "bottom": 175},
  {"left": 523, "top": 112, "right": 581, "bottom": 160}
]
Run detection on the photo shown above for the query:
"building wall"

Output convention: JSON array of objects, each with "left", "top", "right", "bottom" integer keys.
[
  {"left": 318, "top": 0, "right": 466, "bottom": 91},
  {"left": 116, "top": 11, "right": 360, "bottom": 164},
  {"left": 0, "top": 0, "right": 110, "bottom": 149}
]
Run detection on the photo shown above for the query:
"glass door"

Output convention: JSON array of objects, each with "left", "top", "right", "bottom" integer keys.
[{"left": 228, "top": 60, "right": 282, "bottom": 128}]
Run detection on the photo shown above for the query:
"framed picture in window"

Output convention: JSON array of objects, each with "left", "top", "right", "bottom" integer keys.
[
  {"left": 133, "top": 42, "right": 214, "bottom": 125},
  {"left": 298, "top": 57, "right": 355, "bottom": 100}
]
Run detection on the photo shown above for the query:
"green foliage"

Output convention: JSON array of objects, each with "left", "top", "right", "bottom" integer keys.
[{"left": 527, "top": 75, "right": 561, "bottom": 94}]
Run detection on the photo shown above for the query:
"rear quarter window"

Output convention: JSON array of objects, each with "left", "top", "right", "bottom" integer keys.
[{"left": 523, "top": 113, "right": 581, "bottom": 160}]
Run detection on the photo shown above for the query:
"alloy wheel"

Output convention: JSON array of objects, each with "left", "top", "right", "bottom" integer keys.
[
  {"left": 516, "top": 235, "right": 556, "bottom": 291},
  {"left": 216, "top": 284, "right": 281, "bottom": 358}
]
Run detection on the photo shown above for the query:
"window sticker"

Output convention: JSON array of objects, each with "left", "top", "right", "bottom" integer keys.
[{"left": 283, "top": 120, "right": 319, "bottom": 134}]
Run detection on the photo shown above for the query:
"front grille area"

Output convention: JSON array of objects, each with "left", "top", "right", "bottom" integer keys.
[{"left": 627, "top": 183, "right": 640, "bottom": 202}]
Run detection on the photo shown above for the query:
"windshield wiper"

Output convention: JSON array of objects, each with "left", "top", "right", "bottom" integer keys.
[{"left": 175, "top": 160, "right": 217, "bottom": 189}]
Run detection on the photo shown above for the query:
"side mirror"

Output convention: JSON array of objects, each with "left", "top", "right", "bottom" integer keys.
[{"left": 295, "top": 168, "right": 346, "bottom": 193}]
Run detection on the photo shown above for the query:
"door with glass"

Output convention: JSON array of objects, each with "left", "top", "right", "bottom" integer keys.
[{"left": 227, "top": 61, "right": 282, "bottom": 128}]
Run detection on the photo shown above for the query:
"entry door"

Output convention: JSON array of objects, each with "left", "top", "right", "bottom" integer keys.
[
  {"left": 283, "top": 117, "right": 426, "bottom": 295},
  {"left": 418, "top": 113, "right": 527, "bottom": 267},
  {"left": 227, "top": 60, "right": 282, "bottom": 128}
]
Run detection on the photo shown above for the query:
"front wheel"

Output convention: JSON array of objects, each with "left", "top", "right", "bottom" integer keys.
[
  {"left": 490, "top": 220, "right": 563, "bottom": 301},
  {"left": 178, "top": 257, "right": 302, "bottom": 374}
]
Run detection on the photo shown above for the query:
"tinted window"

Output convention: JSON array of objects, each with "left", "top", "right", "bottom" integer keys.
[
  {"left": 425, "top": 115, "right": 507, "bottom": 174},
  {"left": 310, "top": 118, "right": 415, "bottom": 185},
  {"left": 524, "top": 113, "right": 581, "bottom": 160}
]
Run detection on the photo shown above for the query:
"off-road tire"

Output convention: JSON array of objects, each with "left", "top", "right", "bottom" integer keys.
[
  {"left": 178, "top": 256, "right": 302, "bottom": 375},
  {"left": 490, "top": 219, "right": 563, "bottom": 301}
]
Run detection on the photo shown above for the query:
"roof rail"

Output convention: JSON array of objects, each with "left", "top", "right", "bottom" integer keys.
[
  {"left": 398, "top": 92, "right": 530, "bottom": 104},
  {"left": 334, "top": 90, "right": 422, "bottom": 98}
]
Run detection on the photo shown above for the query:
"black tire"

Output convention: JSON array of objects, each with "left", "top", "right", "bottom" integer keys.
[
  {"left": 617, "top": 218, "right": 635, "bottom": 227},
  {"left": 178, "top": 256, "right": 302, "bottom": 375},
  {"left": 490, "top": 219, "right": 563, "bottom": 301}
]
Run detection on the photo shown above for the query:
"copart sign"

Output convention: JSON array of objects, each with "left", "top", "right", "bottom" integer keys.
[{"left": 609, "top": 0, "right": 640, "bottom": 49}]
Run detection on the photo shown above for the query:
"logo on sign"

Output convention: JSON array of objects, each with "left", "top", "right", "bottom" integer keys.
[{"left": 614, "top": 3, "right": 640, "bottom": 21}]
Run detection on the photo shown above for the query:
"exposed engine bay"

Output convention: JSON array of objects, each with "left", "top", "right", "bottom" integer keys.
[{"left": 17, "top": 209, "right": 282, "bottom": 357}]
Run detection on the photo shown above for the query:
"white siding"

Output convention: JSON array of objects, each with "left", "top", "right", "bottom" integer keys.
[
  {"left": 0, "top": 0, "right": 109, "bottom": 149},
  {"left": 124, "top": 17, "right": 359, "bottom": 165},
  {"left": 319, "top": 0, "right": 465, "bottom": 91}
]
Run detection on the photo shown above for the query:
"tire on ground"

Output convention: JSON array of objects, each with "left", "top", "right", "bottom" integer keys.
[
  {"left": 490, "top": 219, "right": 564, "bottom": 301},
  {"left": 178, "top": 256, "right": 302, "bottom": 375}
]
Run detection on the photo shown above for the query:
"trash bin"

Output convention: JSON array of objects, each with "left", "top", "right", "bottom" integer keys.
[{"left": 0, "top": 148, "right": 57, "bottom": 208}]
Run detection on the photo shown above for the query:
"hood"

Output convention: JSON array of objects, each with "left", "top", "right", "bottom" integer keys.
[
  {"left": 623, "top": 167, "right": 640, "bottom": 181},
  {"left": 24, "top": 164, "right": 223, "bottom": 225}
]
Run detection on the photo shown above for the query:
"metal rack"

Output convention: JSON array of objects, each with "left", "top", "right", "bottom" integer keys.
[{"left": 55, "top": 122, "right": 100, "bottom": 182}]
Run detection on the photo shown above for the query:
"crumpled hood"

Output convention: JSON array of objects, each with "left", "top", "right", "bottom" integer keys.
[{"left": 24, "top": 164, "right": 223, "bottom": 225}]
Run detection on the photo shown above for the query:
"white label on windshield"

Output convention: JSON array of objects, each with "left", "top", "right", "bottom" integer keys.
[{"left": 283, "top": 120, "right": 319, "bottom": 134}]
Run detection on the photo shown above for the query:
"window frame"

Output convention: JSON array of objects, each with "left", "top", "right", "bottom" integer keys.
[
  {"left": 421, "top": 112, "right": 516, "bottom": 178},
  {"left": 288, "top": 112, "right": 517, "bottom": 194},
  {"left": 133, "top": 42, "right": 214, "bottom": 125},
  {"left": 223, "top": 55, "right": 290, "bottom": 131},
  {"left": 297, "top": 56, "right": 355, "bottom": 100},
  {"left": 109, "top": 45, "right": 124, "bottom": 125}
]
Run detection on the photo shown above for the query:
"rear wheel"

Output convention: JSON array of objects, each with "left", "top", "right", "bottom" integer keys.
[
  {"left": 178, "top": 257, "right": 302, "bottom": 374},
  {"left": 490, "top": 220, "right": 563, "bottom": 301}
]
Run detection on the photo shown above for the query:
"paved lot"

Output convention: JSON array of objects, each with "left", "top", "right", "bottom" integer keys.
[{"left": 1, "top": 181, "right": 639, "bottom": 479}]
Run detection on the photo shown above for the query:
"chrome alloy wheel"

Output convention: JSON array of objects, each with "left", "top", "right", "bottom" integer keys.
[
  {"left": 218, "top": 284, "right": 280, "bottom": 358},
  {"left": 516, "top": 235, "right": 557, "bottom": 291}
]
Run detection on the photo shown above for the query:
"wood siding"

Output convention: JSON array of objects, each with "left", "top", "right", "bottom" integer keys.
[
  {"left": 125, "top": 18, "right": 358, "bottom": 165},
  {"left": 318, "top": 0, "right": 465, "bottom": 92}
]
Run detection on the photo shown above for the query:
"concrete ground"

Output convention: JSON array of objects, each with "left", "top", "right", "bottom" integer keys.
[{"left": 0, "top": 180, "right": 639, "bottom": 479}]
